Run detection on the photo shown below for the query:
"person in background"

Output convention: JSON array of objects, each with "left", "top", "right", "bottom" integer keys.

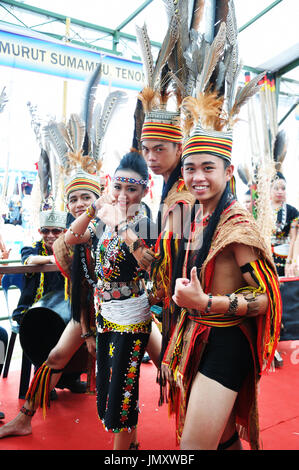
[
  {"left": 270, "top": 172, "right": 298, "bottom": 278},
  {"left": 243, "top": 190, "right": 252, "bottom": 213}
]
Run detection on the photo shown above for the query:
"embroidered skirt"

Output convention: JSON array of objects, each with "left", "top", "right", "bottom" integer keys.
[{"left": 96, "top": 322, "right": 150, "bottom": 433}]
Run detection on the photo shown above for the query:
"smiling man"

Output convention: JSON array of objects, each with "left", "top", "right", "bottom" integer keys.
[
  {"left": 139, "top": 109, "right": 195, "bottom": 373},
  {"left": 162, "top": 96, "right": 282, "bottom": 451}
]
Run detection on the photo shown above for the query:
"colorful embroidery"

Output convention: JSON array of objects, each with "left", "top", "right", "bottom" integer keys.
[
  {"left": 99, "top": 317, "right": 151, "bottom": 334},
  {"left": 109, "top": 342, "right": 115, "bottom": 357},
  {"left": 119, "top": 339, "right": 142, "bottom": 428}
]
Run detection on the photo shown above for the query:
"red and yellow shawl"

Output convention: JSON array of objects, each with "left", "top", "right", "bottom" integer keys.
[{"left": 162, "top": 201, "right": 282, "bottom": 449}]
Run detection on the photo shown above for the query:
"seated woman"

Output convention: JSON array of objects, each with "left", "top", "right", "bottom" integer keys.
[{"left": 64, "top": 151, "right": 158, "bottom": 450}]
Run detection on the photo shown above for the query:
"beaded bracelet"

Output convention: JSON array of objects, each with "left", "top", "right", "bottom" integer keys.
[
  {"left": 81, "top": 331, "right": 95, "bottom": 339},
  {"left": 204, "top": 293, "right": 213, "bottom": 314},
  {"left": 69, "top": 226, "right": 85, "bottom": 238},
  {"left": 86, "top": 204, "right": 96, "bottom": 219}
]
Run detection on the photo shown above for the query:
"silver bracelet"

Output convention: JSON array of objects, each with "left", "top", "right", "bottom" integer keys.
[{"left": 225, "top": 293, "right": 238, "bottom": 316}]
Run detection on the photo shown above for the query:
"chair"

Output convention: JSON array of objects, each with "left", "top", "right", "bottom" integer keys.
[{"left": 1, "top": 273, "right": 32, "bottom": 398}]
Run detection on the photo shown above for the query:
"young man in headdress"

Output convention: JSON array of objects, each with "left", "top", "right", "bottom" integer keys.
[
  {"left": 139, "top": 110, "right": 195, "bottom": 366},
  {"left": 162, "top": 91, "right": 282, "bottom": 450}
]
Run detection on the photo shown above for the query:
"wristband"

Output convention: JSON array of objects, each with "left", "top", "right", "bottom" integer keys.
[
  {"left": 86, "top": 204, "right": 96, "bottom": 219},
  {"left": 203, "top": 293, "right": 212, "bottom": 314},
  {"left": 81, "top": 331, "right": 94, "bottom": 339}
]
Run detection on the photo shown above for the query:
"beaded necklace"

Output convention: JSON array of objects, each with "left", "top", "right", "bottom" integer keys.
[
  {"left": 32, "top": 239, "right": 48, "bottom": 304},
  {"left": 95, "top": 211, "right": 144, "bottom": 283},
  {"left": 272, "top": 203, "right": 287, "bottom": 236}
]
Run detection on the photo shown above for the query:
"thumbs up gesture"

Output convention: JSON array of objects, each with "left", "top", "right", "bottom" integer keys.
[{"left": 172, "top": 266, "right": 209, "bottom": 311}]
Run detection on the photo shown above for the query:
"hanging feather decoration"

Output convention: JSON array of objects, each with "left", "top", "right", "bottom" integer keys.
[
  {"left": 37, "top": 148, "right": 51, "bottom": 204},
  {"left": 273, "top": 129, "right": 287, "bottom": 171},
  {"left": 43, "top": 120, "right": 70, "bottom": 171},
  {"left": 237, "top": 163, "right": 251, "bottom": 186},
  {"left": 81, "top": 62, "right": 102, "bottom": 135},
  {"left": 228, "top": 71, "right": 265, "bottom": 126},
  {"left": 0, "top": 87, "right": 8, "bottom": 113}
]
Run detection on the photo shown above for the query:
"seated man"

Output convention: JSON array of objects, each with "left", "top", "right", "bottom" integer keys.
[
  {"left": 12, "top": 209, "right": 85, "bottom": 394},
  {"left": 12, "top": 209, "right": 68, "bottom": 325}
]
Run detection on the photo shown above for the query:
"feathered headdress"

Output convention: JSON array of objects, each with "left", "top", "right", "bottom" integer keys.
[
  {"left": 181, "top": 0, "right": 264, "bottom": 163},
  {"left": 133, "top": 2, "right": 196, "bottom": 147},
  {"left": 27, "top": 101, "right": 68, "bottom": 228},
  {"left": 42, "top": 63, "right": 127, "bottom": 198},
  {"left": 134, "top": 1, "right": 207, "bottom": 148}
]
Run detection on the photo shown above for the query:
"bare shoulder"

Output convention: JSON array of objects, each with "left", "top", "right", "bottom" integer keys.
[{"left": 229, "top": 242, "right": 259, "bottom": 267}]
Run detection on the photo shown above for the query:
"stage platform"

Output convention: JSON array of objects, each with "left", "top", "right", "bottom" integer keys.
[{"left": 0, "top": 340, "right": 298, "bottom": 451}]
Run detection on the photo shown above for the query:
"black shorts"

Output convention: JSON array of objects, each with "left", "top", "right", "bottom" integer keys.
[{"left": 198, "top": 326, "right": 253, "bottom": 392}]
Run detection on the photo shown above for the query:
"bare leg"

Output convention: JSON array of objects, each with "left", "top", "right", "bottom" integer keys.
[
  {"left": 180, "top": 372, "right": 238, "bottom": 450},
  {"left": 113, "top": 428, "right": 137, "bottom": 450},
  {"left": 0, "top": 320, "right": 84, "bottom": 438},
  {"left": 218, "top": 409, "right": 243, "bottom": 450},
  {"left": 145, "top": 322, "right": 162, "bottom": 368}
]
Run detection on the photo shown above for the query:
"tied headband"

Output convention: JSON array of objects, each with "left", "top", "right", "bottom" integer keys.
[{"left": 112, "top": 176, "right": 148, "bottom": 186}]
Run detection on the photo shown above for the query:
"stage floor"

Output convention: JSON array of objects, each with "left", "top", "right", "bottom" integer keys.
[{"left": 0, "top": 340, "right": 298, "bottom": 451}]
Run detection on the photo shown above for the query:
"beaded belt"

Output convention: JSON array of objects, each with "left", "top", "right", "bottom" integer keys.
[{"left": 96, "top": 279, "right": 144, "bottom": 301}]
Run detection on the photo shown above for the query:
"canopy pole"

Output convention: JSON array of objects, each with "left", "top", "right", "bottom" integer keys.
[{"left": 62, "top": 17, "right": 71, "bottom": 123}]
